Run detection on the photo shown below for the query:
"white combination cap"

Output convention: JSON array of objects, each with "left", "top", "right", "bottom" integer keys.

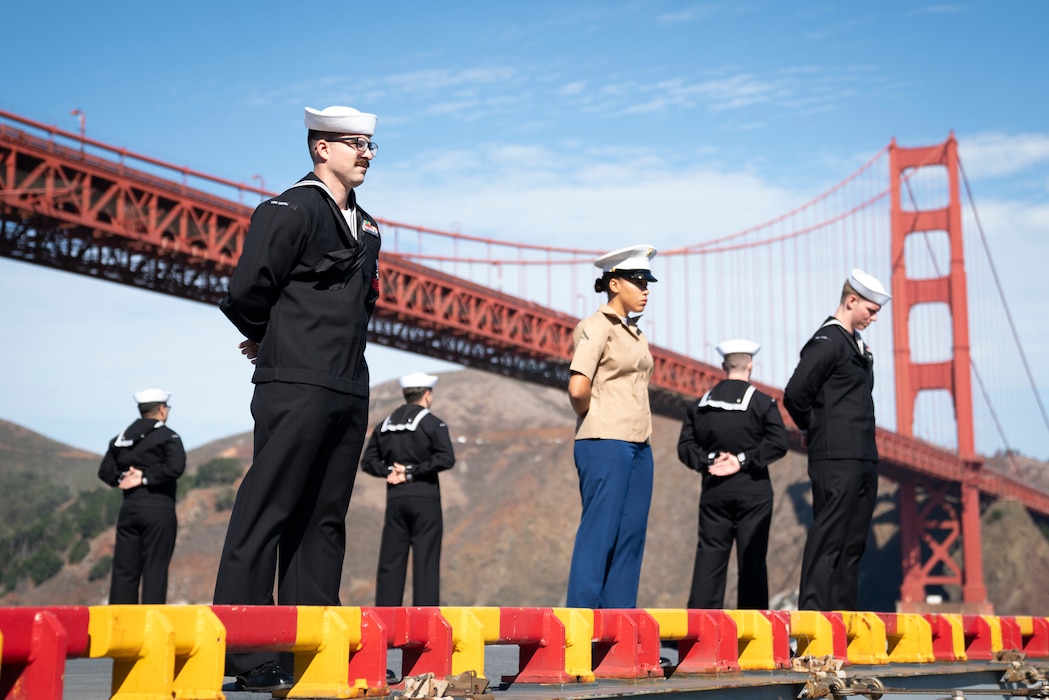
[
  {"left": 849, "top": 268, "right": 891, "bottom": 306},
  {"left": 716, "top": 339, "right": 761, "bottom": 357},
  {"left": 399, "top": 372, "right": 438, "bottom": 390},
  {"left": 133, "top": 388, "right": 170, "bottom": 405},
  {"left": 593, "top": 244, "right": 658, "bottom": 282},
  {"left": 304, "top": 106, "right": 376, "bottom": 136}
]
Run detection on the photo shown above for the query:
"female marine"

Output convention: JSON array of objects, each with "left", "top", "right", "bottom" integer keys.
[{"left": 566, "top": 244, "right": 658, "bottom": 608}]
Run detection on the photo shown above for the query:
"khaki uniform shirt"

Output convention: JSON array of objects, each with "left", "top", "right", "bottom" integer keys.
[{"left": 570, "top": 305, "right": 654, "bottom": 443}]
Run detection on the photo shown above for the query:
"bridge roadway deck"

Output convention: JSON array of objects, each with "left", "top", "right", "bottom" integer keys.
[{"left": 61, "top": 649, "right": 1019, "bottom": 700}]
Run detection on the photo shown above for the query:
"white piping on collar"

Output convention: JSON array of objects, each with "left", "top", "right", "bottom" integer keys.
[
  {"left": 821, "top": 317, "right": 865, "bottom": 354},
  {"left": 380, "top": 408, "right": 430, "bottom": 433},
  {"left": 113, "top": 420, "right": 164, "bottom": 447},
  {"left": 697, "top": 385, "right": 756, "bottom": 412}
]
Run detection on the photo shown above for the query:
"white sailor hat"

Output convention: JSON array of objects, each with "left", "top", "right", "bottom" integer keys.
[
  {"left": 849, "top": 268, "right": 891, "bottom": 306},
  {"left": 399, "top": 372, "right": 439, "bottom": 390},
  {"left": 133, "top": 388, "right": 170, "bottom": 405},
  {"left": 593, "top": 244, "right": 658, "bottom": 282},
  {"left": 716, "top": 339, "right": 761, "bottom": 357},
  {"left": 304, "top": 106, "right": 376, "bottom": 136}
]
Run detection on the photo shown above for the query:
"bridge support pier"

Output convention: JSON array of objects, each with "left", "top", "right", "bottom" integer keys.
[{"left": 896, "top": 474, "right": 990, "bottom": 614}]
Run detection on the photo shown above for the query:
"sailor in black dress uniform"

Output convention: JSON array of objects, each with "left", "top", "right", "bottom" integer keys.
[
  {"left": 677, "top": 340, "right": 787, "bottom": 609},
  {"left": 98, "top": 388, "right": 185, "bottom": 604},
  {"left": 784, "top": 268, "right": 890, "bottom": 611},
  {"left": 214, "top": 105, "right": 382, "bottom": 691},
  {"left": 362, "top": 372, "right": 455, "bottom": 606}
]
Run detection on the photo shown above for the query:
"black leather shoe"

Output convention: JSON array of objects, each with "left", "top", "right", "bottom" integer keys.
[{"left": 235, "top": 661, "right": 294, "bottom": 692}]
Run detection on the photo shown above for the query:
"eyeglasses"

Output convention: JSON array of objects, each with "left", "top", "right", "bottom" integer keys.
[{"left": 330, "top": 136, "right": 378, "bottom": 155}]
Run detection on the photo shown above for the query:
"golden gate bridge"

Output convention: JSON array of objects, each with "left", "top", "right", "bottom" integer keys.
[{"left": 1, "top": 107, "right": 1047, "bottom": 614}]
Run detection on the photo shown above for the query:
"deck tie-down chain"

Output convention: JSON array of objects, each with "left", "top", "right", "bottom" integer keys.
[
  {"left": 998, "top": 650, "right": 1049, "bottom": 689},
  {"left": 795, "top": 652, "right": 1049, "bottom": 700},
  {"left": 793, "top": 654, "right": 845, "bottom": 698},
  {"left": 795, "top": 655, "right": 882, "bottom": 700}
]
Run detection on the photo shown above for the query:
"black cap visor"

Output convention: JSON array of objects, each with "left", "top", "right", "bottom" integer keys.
[{"left": 613, "top": 269, "right": 658, "bottom": 283}]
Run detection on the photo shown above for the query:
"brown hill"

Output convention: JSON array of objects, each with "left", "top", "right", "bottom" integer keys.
[
  {"left": 0, "top": 419, "right": 101, "bottom": 493},
  {"left": 3, "top": 370, "right": 1049, "bottom": 614}
]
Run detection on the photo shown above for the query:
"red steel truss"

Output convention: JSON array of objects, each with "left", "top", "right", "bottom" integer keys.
[{"left": 4, "top": 110, "right": 1049, "bottom": 608}]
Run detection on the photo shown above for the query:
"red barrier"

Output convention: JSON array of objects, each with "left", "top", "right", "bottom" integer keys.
[
  {"left": 209, "top": 605, "right": 298, "bottom": 652},
  {"left": 591, "top": 610, "right": 662, "bottom": 679},
  {"left": 924, "top": 614, "right": 964, "bottom": 662},
  {"left": 0, "top": 606, "right": 90, "bottom": 700},
  {"left": 345, "top": 609, "right": 393, "bottom": 689},
  {"left": 676, "top": 610, "right": 740, "bottom": 674},
  {"left": 764, "top": 611, "right": 793, "bottom": 669},
  {"left": 1021, "top": 617, "right": 1049, "bottom": 657},
  {"left": 498, "top": 608, "right": 576, "bottom": 684},
  {"left": 999, "top": 617, "right": 1022, "bottom": 652},
  {"left": 368, "top": 607, "right": 454, "bottom": 679},
  {"left": 961, "top": 615, "right": 995, "bottom": 661}
]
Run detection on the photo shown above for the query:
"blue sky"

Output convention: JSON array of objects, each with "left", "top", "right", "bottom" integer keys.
[{"left": 2, "top": 1, "right": 1048, "bottom": 459}]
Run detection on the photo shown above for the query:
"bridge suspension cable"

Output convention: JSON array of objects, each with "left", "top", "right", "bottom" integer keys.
[{"left": 959, "top": 158, "right": 1049, "bottom": 446}]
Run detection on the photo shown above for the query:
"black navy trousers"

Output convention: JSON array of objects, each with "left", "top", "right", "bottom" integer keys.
[
  {"left": 214, "top": 381, "right": 369, "bottom": 675},
  {"left": 798, "top": 458, "right": 878, "bottom": 611},
  {"left": 109, "top": 498, "right": 177, "bottom": 604},
  {"left": 688, "top": 485, "right": 773, "bottom": 610},
  {"left": 375, "top": 496, "right": 443, "bottom": 606}
]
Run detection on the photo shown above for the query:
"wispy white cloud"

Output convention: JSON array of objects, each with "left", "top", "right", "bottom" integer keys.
[
  {"left": 802, "top": 16, "right": 875, "bottom": 41},
  {"left": 655, "top": 4, "right": 721, "bottom": 24},
  {"left": 426, "top": 100, "right": 482, "bottom": 117},
  {"left": 615, "top": 68, "right": 877, "bottom": 116},
  {"left": 959, "top": 132, "right": 1049, "bottom": 178},
  {"left": 559, "top": 81, "right": 587, "bottom": 97},
  {"left": 368, "top": 142, "right": 800, "bottom": 251},
  {"left": 271, "top": 54, "right": 890, "bottom": 138},
  {"left": 905, "top": 4, "right": 967, "bottom": 17},
  {"left": 384, "top": 67, "right": 518, "bottom": 94}
]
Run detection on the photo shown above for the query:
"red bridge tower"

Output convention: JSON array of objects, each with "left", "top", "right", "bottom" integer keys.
[{"left": 890, "top": 135, "right": 989, "bottom": 612}]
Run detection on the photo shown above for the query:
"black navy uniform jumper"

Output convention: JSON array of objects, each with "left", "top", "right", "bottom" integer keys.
[
  {"left": 215, "top": 174, "right": 380, "bottom": 675},
  {"left": 98, "top": 417, "right": 186, "bottom": 604},
  {"left": 784, "top": 317, "right": 879, "bottom": 612},
  {"left": 677, "top": 379, "right": 787, "bottom": 609},
  {"left": 361, "top": 403, "right": 455, "bottom": 606}
]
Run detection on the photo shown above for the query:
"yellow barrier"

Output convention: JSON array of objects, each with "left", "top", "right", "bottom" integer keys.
[
  {"left": 646, "top": 609, "right": 688, "bottom": 642},
  {"left": 884, "top": 613, "right": 934, "bottom": 663},
  {"left": 725, "top": 610, "right": 776, "bottom": 670},
  {"left": 553, "top": 608, "right": 596, "bottom": 682},
  {"left": 982, "top": 614, "right": 1004, "bottom": 654},
  {"left": 842, "top": 611, "right": 888, "bottom": 665},
  {"left": 790, "top": 610, "right": 839, "bottom": 658},
  {"left": 282, "top": 606, "right": 368, "bottom": 699},
  {"left": 88, "top": 605, "right": 224, "bottom": 700},
  {"left": 440, "top": 606, "right": 501, "bottom": 677}
]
